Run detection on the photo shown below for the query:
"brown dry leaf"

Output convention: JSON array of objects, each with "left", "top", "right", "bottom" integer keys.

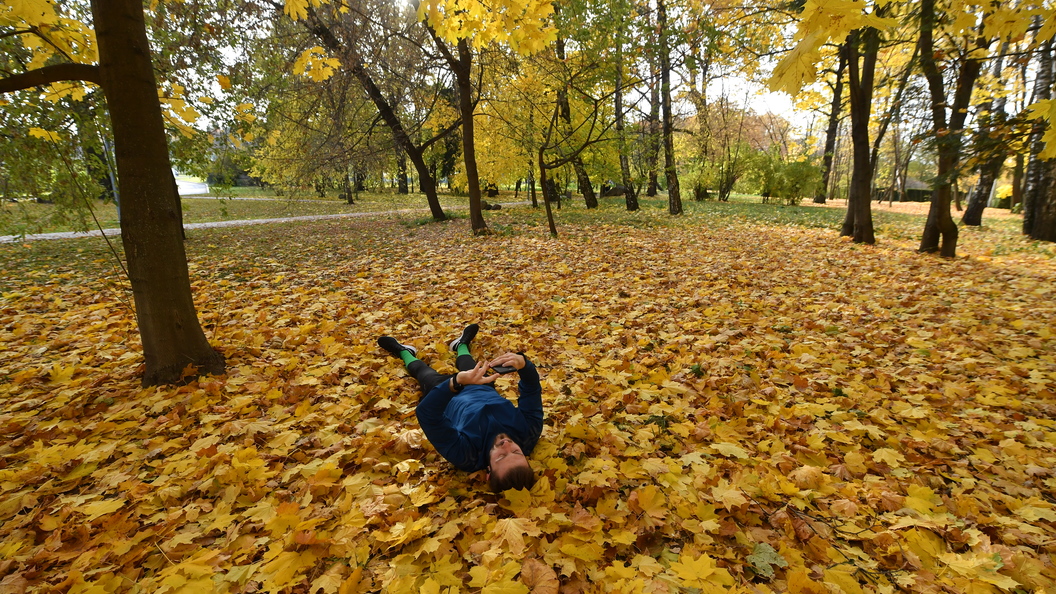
[{"left": 520, "top": 558, "right": 559, "bottom": 593}]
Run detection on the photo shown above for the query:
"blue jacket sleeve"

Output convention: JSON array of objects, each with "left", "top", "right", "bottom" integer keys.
[
  {"left": 415, "top": 382, "right": 478, "bottom": 471},
  {"left": 517, "top": 361, "right": 544, "bottom": 443}
]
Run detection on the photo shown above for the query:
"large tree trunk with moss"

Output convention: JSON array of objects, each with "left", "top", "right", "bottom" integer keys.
[
  {"left": 658, "top": 0, "right": 681, "bottom": 215},
  {"left": 92, "top": 0, "right": 224, "bottom": 385}
]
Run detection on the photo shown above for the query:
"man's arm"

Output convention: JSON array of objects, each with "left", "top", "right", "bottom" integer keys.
[
  {"left": 415, "top": 362, "right": 499, "bottom": 472},
  {"left": 516, "top": 360, "right": 543, "bottom": 438},
  {"left": 489, "top": 352, "right": 543, "bottom": 437}
]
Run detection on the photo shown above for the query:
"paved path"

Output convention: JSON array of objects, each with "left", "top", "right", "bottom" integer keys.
[{"left": 0, "top": 202, "right": 529, "bottom": 244}]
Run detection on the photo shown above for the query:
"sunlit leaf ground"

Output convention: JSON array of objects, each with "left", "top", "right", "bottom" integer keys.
[{"left": 0, "top": 203, "right": 1054, "bottom": 593}]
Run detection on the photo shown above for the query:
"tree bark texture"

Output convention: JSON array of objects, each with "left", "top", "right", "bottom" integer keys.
[
  {"left": 615, "top": 40, "right": 639, "bottom": 211},
  {"left": 91, "top": 0, "right": 224, "bottom": 385},
  {"left": 646, "top": 74, "right": 661, "bottom": 196},
  {"left": 452, "top": 40, "right": 487, "bottom": 234},
  {"left": 658, "top": 0, "right": 682, "bottom": 215},
  {"left": 918, "top": 0, "right": 983, "bottom": 257},
  {"left": 816, "top": 46, "right": 847, "bottom": 204},
  {"left": 841, "top": 29, "right": 878, "bottom": 244},
  {"left": 1023, "top": 40, "right": 1054, "bottom": 236},
  {"left": 554, "top": 38, "right": 597, "bottom": 209},
  {"left": 962, "top": 49, "right": 1007, "bottom": 226},
  {"left": 1033, "top": 183, "right": 1056, "bottom": 242}
]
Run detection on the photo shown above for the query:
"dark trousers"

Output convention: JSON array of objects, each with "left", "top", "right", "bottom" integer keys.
[{"left": 408, "top": 354, "right": 477, "bottom": 397}]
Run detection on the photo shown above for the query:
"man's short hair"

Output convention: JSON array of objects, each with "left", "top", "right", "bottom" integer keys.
[{"left": 489, "top": 464, "right": 535, "bottom": 493}]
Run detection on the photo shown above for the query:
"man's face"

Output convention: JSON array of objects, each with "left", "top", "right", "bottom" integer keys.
[{"left": 488, "top": 434, "right": 529, "bottom": 478}]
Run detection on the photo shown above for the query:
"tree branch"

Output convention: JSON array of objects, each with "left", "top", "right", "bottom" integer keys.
[{"left": 0, "top": 63, "right": 101, "bottom": 94}]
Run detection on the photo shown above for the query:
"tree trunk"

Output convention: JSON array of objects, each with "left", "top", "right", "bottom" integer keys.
[
  {"left": 304, "top": 14, "right": 446, "bottom": 221},
  {"left": 646, "top": 73, "right": 661, "bottom": 196},
  {"left": 1033, "top": 181, "right": 1056, "bottom": 241},
  {"left": 816, "top": 46, "right": 847, "bottom": 204},
  {"left": 1023, "top": 39, "right": 1053, "bottom": 236},
  {"left": 397, "top": 149, "right": 409, "bottom": 194},
  {"left": 452, "top": 40, "right": 487, "bottom": 234},
  {"left": 554, "top": 38, "right": 597, "bottom": 209},
  {"left": 615, "top": 40, "right": 639, "bottom": 212},
  {"left": 1011, "top": 153, "right": 1024, "bottom": 210},
  {"left": 841, "top": 28, "right": 878, "bottom": 243},
  {"left": 962, "top": 48, "right": 1007, "bottom": 226},
  {"left": 538, "top": 148, "right": 558, "bottom": 237},
  {"left": 918, "top": 0, "right": 984, "bottom": 257},
  {"left": 658, "top": 0, "right": 682, "bottom": 215},
  {"left": 91, "top": 0, "right": 224, "bottom": 385},
  {"left": 528, "top": 161, "right": 538, "bottom": 207}
]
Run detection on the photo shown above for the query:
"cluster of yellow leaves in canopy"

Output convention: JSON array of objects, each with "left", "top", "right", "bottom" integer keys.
[
  {"left": 294, "top": 46, "right": 342, "bottom": 83},
  {"left": 769, "top": 0, "right": 1056, "bottom": 154},
  {"left": 417, "top": 0, "right": 558, "bottom": 53},
  {"left": 0, "top": 214, "right": 1055, "bottom": 592},
  {"left": 1, "top": 0, "right": 97, "bottom": 68}
]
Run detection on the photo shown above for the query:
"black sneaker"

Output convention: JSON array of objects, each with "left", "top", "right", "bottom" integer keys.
[
  {"left": 448, "top": 323, "right": 479, "bottom": 351},
  {"left": 378, "top": 336, "right": 417, "bottom": 358}
]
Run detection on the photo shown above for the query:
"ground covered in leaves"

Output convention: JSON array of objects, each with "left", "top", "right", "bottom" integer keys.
[{"left": 1, "top": 207, "right": 1055, "bottom": 593}]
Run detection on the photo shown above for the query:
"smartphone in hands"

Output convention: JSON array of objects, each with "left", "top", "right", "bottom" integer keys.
[{"left": 489, "top": 365, "right": 516, "bottom": 375}]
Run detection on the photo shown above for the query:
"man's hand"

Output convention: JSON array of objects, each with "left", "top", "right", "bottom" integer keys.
[
  {"left": 488, "top": 352, "right": 526, "bottom": 371},
  {"left": 455, "top": 361, "right": 500, "bottom": 387}
]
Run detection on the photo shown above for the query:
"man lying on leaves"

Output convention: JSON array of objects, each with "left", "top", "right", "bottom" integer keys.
[{"left": 378, "top": 324, "right": 542, "bottom": 493}]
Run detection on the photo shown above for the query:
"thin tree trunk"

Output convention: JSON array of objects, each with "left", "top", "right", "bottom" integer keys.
[
  {"left": 658, "top": 0, "right": 681, "bottom": 215},
  {"left": 539, "top": 148, "right": 558, "bottom": 237},
  {"left": 305, "top": 12, "right": 446, "bottom": 221},
  {"left": 528, "top": 161, "right": 538, "bottom": 207},
  {"left": 646, "top": 73, "right": 661, "bottom": 196},
  {"left": 615, "top": 37, "right": 638, "bottom": 211},
  {"left": 397, "top": 149, "right": 409, "bottom": 194},
  {"left": 92, "top": 0, "right": 224, "bottom": 385},
  {"left": 963, "top": 47, "right": 1007, "bottom": 226},
  {"left": 1011, "top": 153, "right": 1024, "bottom": 210},
  {"left": 816, "top": 46, "right": 847, "bottom": 204},
  {"left": 554, "top": 37, "right": 597, "bottom": 208}
]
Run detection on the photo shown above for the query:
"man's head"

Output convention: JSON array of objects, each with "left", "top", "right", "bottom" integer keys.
[{"left": 487, "top": 434, "right": 535, "bottom": 493}]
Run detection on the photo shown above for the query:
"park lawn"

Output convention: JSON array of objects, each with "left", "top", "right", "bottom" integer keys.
[
  {"left": 0, "top": 190, "right": 477, "bottom": 236},
  {"left": 0, "top": 206, "right": 1054, "bottom": 592}
]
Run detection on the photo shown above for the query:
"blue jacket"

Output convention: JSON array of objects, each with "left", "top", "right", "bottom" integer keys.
[{"left": 415, "top": 361, "right": 543, "bottom": 472}]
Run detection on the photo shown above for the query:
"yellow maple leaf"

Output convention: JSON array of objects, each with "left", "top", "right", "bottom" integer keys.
[
  {"left": 823, "top": 567, "right": 864, "bottom": 594},
  {"left": 871, "top": 448, "right": 904, "bottom": 468},
  {"left": 490, "top": 518, "right": 541, "bottom": 556},
  {"left": 710, "top": 442, "right": 750, "bottom": 459},
  {"left": 628, "top": 485, "right": 666, "bottom": 518},
  {"left": 711, "top": 479, "right": 748, "bottom": 510},
  {"left": 669, "top": 552, "right": 734, "bottom": 590},
  {"left": 78, "top": 498, "right": 125, "bottom": 522},
  {"left": 29, "top": 127, "right": 62, "bottom": 143}
]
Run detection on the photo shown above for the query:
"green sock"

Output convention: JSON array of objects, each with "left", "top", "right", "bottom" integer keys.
[
  {"left": 456, "top": 344, "right": 471, "bottom": 357},
  {"left": 399, "top": 349, "right": 418, "bottom": 366}
]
